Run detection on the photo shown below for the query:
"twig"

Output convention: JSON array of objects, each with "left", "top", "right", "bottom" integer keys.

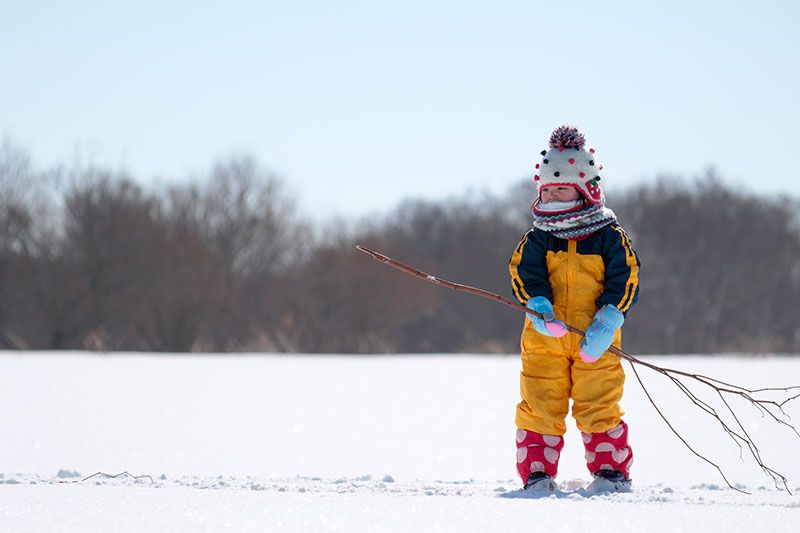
[
  {"left": 58, "top": 471, "right": 155, "bottom": 485},
  {"left": 627, "top": 361, "right": 746, "bottom": 494},
  {"left": 356, "top": 245, "right": 800, "bottom": 493}
]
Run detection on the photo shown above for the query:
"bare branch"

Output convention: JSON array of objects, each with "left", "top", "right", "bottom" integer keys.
[{"left": 57, "top": 471, "right": 155, "bottom": 485}]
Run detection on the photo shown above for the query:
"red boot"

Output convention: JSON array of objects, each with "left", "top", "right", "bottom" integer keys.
[
  {"left": 581, "top": 420, "right": 633, "bottom": 484},
  {"left": 515, "top": 429, "right": 565, "bottom": 487}
]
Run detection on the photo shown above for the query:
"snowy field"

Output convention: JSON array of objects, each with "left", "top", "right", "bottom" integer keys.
[{"left": 2, "top": 352, "right": 799, "bottom": 532}]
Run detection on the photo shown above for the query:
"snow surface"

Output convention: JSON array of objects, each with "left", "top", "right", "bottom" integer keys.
[{"left": 1, "top": 352, "right": 799, "bottom": 532}]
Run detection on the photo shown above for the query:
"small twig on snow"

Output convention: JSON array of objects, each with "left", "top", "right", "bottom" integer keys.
[{"left": 58, "top": 471, "right": 155, "bottom": 485}]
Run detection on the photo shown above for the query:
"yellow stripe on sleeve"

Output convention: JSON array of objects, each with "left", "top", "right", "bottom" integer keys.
[
  {"left": 612, "top": 226, "right": 639, "bottom": 313},
  {"left": 509, "top": 234, "right": 532, "bottom": 304}
]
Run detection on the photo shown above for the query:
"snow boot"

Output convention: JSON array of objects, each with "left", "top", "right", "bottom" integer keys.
[
  {"left": 524, "top": 471, "right": 557, "bottom": 492},
  {"left": 586, "top": 469, "right": 632, "bottom": 493},
  {"left": 515, "top": 429, "right": 565, "bottom": 484},
  {"left": 581, "top": 420, "right": 634, "bottom": 480}
]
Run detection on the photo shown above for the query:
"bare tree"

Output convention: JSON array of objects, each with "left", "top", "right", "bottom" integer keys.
[
  {"left": 57, "top": 172, "right": 167, "bottom": 349},
  {"left": 0, "top": 141, "right": 62, "bottom": 349},
  {"left": 614, "top": 173, "right": 800, "bottom": 354},
  {"left": 185, "top": 155, "right": 309, "bottom": 351}
]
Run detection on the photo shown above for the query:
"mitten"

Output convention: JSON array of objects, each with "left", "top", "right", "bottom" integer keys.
[
  {"left": 526, "top": 296, "right": 567, "bottom": 338},
  {"left": 579, "top": 304, "right": 624, "bottom": 363}
]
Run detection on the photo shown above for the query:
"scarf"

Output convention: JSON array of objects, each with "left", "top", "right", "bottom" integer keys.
[{"left": 532, "top": 198, "right": 617, "bottom": 240}]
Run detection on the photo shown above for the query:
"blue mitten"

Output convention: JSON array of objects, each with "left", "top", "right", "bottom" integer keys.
[
  {"left": 526, "top": 296, "right": 567, "bottom": 338},
  {"left": 579, "top": 305, "right": 625, "bottom": 363}
]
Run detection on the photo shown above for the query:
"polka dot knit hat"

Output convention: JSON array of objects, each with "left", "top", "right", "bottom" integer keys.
[{"left": 534, "top": 125, "right": 605, "bottom": 205}]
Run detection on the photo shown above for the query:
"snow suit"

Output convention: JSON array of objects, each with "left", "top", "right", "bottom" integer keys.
[{"left": 509, "top": 222, "right": 640, "bottom": 482}]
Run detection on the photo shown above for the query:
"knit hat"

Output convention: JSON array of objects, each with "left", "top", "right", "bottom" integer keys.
[{"left": 533, "top": 125, "right": 605, "bottom": 205}]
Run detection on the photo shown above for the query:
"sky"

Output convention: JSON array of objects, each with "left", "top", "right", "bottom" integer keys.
[{"left": 2, "top": 0, "right": 799, "bottom": 222}]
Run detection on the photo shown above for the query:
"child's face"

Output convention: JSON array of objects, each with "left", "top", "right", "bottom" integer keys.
[{"left": 541, "top": 185, "right": 580, "bottom": 203}]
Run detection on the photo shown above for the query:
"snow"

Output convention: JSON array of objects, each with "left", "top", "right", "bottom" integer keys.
[{"left": 2, "top": 352, "right": 799, "bottom": 532}]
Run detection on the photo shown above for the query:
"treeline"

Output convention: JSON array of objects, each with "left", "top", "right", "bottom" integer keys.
[{"left": 1, "top": 143, "right": 799, "bottom": 354}]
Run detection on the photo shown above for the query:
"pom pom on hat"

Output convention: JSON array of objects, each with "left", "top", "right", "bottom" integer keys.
[{"left": 549, "top": 125, "right": 586, "bottom": 150}]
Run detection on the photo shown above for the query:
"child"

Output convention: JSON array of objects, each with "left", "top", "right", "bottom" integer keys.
[{"left": 508, "top": 125, "right": 641, "bottom": 493}]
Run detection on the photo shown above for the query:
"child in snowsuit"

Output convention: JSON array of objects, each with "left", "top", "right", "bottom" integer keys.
[{"left": 509, "top": 125, "right": 641, "bottom": 492}]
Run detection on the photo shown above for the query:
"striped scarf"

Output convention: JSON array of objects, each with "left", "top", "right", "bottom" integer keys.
[{"left": 532, "top": 199, "right": 617, "bottom": 240}]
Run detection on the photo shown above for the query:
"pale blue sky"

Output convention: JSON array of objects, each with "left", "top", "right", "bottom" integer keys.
[{"left": 2, "top": 1, "right": 799, "bottom": 221}]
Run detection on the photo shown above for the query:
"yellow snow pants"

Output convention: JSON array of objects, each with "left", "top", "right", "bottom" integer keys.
[{"left": 516, "top": 312, "right": 625, "bottom": 436}]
